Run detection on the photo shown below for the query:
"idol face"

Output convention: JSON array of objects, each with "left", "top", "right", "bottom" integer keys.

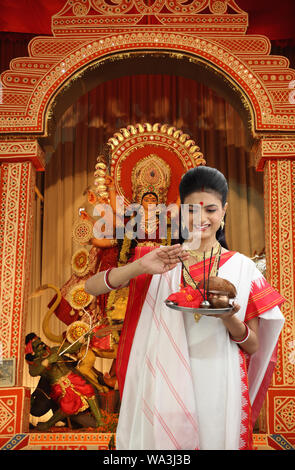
[
  {"left": 141, "top": 193, "right": 158, "bottom": 211},
  {"left": 32, "top": 337, "right": 50, "bottom": 359},
  {"left": 183, "top": 191, "right": 227, "bottom": 243}
]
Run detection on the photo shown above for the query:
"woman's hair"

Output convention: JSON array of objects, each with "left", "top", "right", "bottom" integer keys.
[
  {"left": 177, "top": 166, "right": 229, "bottom": 249},
  {"left": 179, "top": 166, "right": 228, "bottom": 205}
]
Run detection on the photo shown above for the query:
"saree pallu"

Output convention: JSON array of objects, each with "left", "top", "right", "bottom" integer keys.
[{"left": 116, "top": 250, "right": 285, "bottom": 450}]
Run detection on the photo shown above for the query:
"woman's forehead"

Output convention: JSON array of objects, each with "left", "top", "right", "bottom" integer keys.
[{"left": 183, "top": 191, "right": 222, "bottom": 205}]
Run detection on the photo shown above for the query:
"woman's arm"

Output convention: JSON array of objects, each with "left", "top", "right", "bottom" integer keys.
[
  {"left": 222, "top": 311, "right": 259, "bottom": 355},
  {"left": 85, "top": 244, "right": 188, "bottom": 296}
]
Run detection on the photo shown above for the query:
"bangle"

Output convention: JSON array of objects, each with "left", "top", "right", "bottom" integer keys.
[
  {"left": 229, "top": 322, "right": 250, "bottom": 344},
  {"left": 103, "top": 267, "right": 123, "bottom": 291}
]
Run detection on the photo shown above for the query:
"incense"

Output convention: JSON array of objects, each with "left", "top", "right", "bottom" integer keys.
[
  {"left": 216, "top": 245, "right": 222, "bottom": 276},
  {"left": 203, "top": 252, "right": 206, "bottom": 300},
  {"left": 178, "top": 257, "right": 206, "bottom": 300},
  {"left": 207, "top": 247, "right": 213, "bottom": 300}
]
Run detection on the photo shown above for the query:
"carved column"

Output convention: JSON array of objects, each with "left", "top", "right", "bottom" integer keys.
[
  {"left": 0, "top": 140, "right": 44, "bottom": 440},
  {"left": 256, "top": 138, "right": 295, "bottom": 444}
]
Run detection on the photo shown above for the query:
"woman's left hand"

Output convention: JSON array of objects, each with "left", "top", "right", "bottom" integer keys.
[{"left": 205, "top": 302, "right": 240, "bottom": 318}]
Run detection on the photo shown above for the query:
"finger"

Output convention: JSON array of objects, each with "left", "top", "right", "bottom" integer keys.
[
  {"left": 159, "top": 244, "right": 181, "bottom": 253},
  {"left": 157, "top": 254, "right": 184, "bottom": 265},
  {"left": 162, "top": 263, "right": 178, "bottom": 273},
  {"left": 157, "top": 248, "right": 187, "bottom": 260},
  {"left": 232, "top": 302, "right": 240, "bottom": 310}
]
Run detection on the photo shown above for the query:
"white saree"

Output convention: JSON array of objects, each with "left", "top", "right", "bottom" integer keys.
[{"left": 116, "top": 252, "right": 285, "bottom": 450}]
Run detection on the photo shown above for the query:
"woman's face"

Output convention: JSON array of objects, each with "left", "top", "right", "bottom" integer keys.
[
  {"left": 183, "top": 191, "right": 227, "bottom": 242},
  {"left": 141, "top": 193, "right": 158, "bottom": 211}
]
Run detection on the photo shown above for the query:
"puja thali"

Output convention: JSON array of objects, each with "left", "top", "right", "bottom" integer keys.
[{"left": 164, "top": 299, "right": 234, "bottom": 316}]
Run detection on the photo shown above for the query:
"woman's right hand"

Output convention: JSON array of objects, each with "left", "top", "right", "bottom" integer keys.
[
  {"left": 85, "top": 244, "right": 189, "bottom": 297},
  {"left": 138, "top": 244, "right": 189, "bottom": 275}
]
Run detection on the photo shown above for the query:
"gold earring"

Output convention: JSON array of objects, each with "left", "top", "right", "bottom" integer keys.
[{"left": 220, "top": 218, "right": 225, "bottom": 230}]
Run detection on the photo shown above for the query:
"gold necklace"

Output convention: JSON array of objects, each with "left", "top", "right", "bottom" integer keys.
[{"left": 185, "top": 240, "right": 220, "bottom": 263}]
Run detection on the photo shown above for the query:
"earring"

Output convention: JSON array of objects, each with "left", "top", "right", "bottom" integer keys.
[{"left": 220, "top": 218, "right": 225, "bottom": 230}]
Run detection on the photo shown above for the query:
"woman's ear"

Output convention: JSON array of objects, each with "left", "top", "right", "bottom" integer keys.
[{"left": 222, "top": 202, "right": 228, "bottom": 217}]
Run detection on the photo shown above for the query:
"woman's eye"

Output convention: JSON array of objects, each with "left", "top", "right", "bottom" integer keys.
[{"left": 206, "top": 209, "right": 217, "bottom": 213}]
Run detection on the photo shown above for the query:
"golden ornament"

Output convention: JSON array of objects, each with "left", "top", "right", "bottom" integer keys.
[
  {"left": 66, "top": 321, "right": 90, "bottom": 344},
  {"left": 72, "top": 219, "right": 93, "bottom": 245},
  {"left": 71, "top": 248, "right": 90, "bottom": 277},
  {"left": 67, "top": 284, "right": 94, "bottom": 310}
]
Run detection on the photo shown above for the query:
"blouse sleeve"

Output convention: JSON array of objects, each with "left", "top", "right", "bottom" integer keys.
[{"left": 244, "top": 270, "right": 285, "bottom": 323}]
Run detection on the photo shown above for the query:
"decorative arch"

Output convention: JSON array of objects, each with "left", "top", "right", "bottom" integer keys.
[
  {"left": 0, "top": 0, "right": 295, "bottom": 450},
  {"left": 0, "top": 29, "right": 294, "bottom": 134}
]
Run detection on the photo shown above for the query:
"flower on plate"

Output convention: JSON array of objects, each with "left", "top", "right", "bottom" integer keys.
[{"left": 167, "top": 285, "right": 204, "bottom": 308}]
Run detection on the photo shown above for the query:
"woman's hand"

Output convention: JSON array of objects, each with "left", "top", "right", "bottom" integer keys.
[
  {"left": 85, "top": 244, "right": 189, "bottom": 297},
  {"left": 138, "top": 244, "right": 189, "bottom": 275},
  {"left": 205, "top": 301, "right": 240, "bottom": 319},
  {"left": 222, "top": 312, "right": 259, "bottom": 355}
]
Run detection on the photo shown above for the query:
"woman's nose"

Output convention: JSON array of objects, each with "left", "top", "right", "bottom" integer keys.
[{"left": 200, "top": 209, "right": 207, "bottom": 223}]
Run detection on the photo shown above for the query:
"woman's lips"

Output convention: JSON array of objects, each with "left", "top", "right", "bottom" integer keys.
[{"left": 195, "top": 224, "right": 210, "bottom": 231}]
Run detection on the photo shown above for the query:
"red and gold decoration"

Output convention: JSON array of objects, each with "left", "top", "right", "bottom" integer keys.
[
  {"left": 66, "top": 284, "right": 94, "bottom": 311},
  {"left": 66, "top": 321, "right": 90, "bottom": 344},
  {"left": 0, "top": 0, "right": 294, "bottom": 450},
  {"left": 258, "top": 155, "right": 295, "bottom": 443},
  {"left": 93, "top": 162, "right": 108, "bottom": 200},
  {"left": 0, "top": 1, "right": 294, "bottom": 135},
  {"left": 0, "top": 388, "right": 30, "bottom": 436},
  {"left": 72, "top": 219, "right": 94, "bottom": 245},
  {"left": 104, "top": 123, "right": 205, "bottom": 206},
  {"left": 71, "top": 248, "right": 91, "bottom": 277}
]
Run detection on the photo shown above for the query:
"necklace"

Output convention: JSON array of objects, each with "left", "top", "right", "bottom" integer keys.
[
  {"left": 183, "top": 241, "right": 222, "bottom": 281},
  {"left": 184, "top": 240, "right": 220, "bottom": 263}
]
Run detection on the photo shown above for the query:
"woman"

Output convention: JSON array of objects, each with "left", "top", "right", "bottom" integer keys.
[{"left": 85, "top": 166, "right": 285, "bottom": 450}]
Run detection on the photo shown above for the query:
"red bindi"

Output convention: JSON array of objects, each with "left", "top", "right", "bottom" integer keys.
[{"left": 199, "top": 202, "right": 203, "bottom": 206}]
